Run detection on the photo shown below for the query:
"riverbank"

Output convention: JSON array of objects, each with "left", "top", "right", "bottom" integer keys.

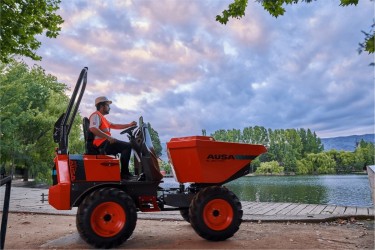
[{"left": 246, "top": 171, "right": 368, "bottom": 176}]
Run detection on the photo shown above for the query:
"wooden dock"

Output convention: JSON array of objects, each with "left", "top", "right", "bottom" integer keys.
[
  {"left": 136, "top": 201, "right": 374, "bottom": 222},
  {"left": 1, "top": 186, "right": 374, "bottom": 222},
  {"left": 239, "top": 201, "right": 374, "bottom": 222}
]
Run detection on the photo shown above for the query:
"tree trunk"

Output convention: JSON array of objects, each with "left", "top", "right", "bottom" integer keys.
[{"left": 22, "top": 168, "right": 29, "bottom": 182}]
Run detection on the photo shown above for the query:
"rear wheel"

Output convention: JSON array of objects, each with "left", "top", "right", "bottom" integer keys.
[
  {"left": 189, "top": 186, "right": 242, "bottom": 241},
  {"left": 76, "top": 187, "right": 137, "bottom": 248}
]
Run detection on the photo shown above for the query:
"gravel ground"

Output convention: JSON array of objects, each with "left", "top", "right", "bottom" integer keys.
[{"left": 3, "top": 212, "right": 374, "bottom": 249}]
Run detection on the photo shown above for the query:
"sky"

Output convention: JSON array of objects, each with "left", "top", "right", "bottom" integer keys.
[{"left": 24, "top": 0, "right": 374, "bottom": 143}]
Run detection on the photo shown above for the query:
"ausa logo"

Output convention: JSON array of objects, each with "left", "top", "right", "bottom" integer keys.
[
  {"left": 207, "top": 154, "right": 235, "bottom": 161},
  {"left": 206, "top": 154, "right": 257, "bottom": 161}
]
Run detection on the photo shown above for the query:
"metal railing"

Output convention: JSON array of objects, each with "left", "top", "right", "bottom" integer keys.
[{"left": 0, "top": 175, "right": 12, "bottom": 250}]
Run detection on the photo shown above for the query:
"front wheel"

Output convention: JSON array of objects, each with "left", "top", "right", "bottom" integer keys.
[
  {"left": 189, "top": 186, "right": 242, "bottom": 241},
  {"left": 180, "top": 208, "right": 190, "bottom": 223},
  {"left": 76, "top": 187, "right": 137, "bottom": 248}
]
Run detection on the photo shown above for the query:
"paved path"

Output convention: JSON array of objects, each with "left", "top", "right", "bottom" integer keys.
[{"left": 1, "top": 186, "right": 374, "bottom": 222}]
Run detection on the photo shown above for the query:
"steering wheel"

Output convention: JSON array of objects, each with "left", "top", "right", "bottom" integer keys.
[{"left": 120, "top": 125, "right": 138, "bottom": 135}]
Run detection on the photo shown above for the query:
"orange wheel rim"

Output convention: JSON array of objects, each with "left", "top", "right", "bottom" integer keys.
[
  {"left": 90, "top": 202, "right": 126, "bottom": 237},
  {"left": 203, "top": 199, "right": 233, "bottom": 231}
]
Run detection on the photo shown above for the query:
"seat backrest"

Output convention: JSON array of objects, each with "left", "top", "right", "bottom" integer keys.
[{"left": 82, "top": 117, "right": 99, "bottom": 155}]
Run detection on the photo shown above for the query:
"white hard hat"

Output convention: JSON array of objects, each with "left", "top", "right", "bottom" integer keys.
[{"left": 95, "top": 96, "right": 112, "bottom": 106}]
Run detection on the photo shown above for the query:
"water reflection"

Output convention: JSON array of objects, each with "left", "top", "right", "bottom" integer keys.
[{"left": 225, "top": 175, "right": 373, "bottom": 207}]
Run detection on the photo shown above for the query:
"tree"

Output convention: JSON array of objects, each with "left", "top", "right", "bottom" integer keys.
[
  {"left": 296, "top": 152, "right": 336, "bottom": 174},
  {"left": 266, "top": 129, "right": 302, "bottom": 172},
  {"left": 217, "top": 0, "right": 374, "bottom": 54},
  {"left": 358, "top": 22, "right": 375, "bottom": 58},
  {"left": 353, "top": 140, "right": 375, "bottom": 171},
  {"left": 296, "top": 158, "right": 313, "bottom": 174},
  {"left": 250, "top": 157, "right": 261, "bottom": 172},
  {"left": 0, "top": 0, "right": 64, "bottom": 63},
  {"left": 267, "top": 129, "right": 285, "bottom": 163},
  {"left": 211, "top": 129, "right": 231, "bottom": 142},
  {"left": 256, "top": 161, "right": 284, "bottom": 174},
  {"left": 147, "top": 123, "right": 162, "bottom": 157},
  {"left": 242, "top": 126, "right": 269, "bottom": 145},
  {"left": 227, "top": 128, "right": 242, "bottom": 142},
  {"left": 211, "top": 126, "right": 323, "bottom": 171},
  {"left": 0, "top": 60, "right": 83, "bottom": 182},
  {"left": 160, "top": 161, "right": 172, "bottom": 174},
  {"left": 202, "top": 129, "right": 207, "bottom": 136},
  {"left": 326, "top": 150, "right": 355, "bottom": 173},
  {"left": 299, "top": 129, "right": 323, "bottom": 156}
]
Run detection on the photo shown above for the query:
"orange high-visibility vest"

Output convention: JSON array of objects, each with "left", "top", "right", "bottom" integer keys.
[{"left": 90, "top": 111, "right": 111, "bottom": 147}]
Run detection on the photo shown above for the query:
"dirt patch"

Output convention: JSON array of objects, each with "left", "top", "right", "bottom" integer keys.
[{"left": 3, "top": 212, "right": 374, "bottom": 249}]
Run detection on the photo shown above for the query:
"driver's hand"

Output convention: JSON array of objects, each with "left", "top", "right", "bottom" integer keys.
[
  {"left": 107, "top": 136, "right": 117, "bottom": 144},
  {"left": 130, "top": 121, "right": 137, "bottom": 126}
]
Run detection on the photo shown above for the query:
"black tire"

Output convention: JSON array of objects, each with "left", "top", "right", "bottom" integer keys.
[
  {"left": 189, "top": 186, "right": 242, "bottom": 241},
  {"left": 76, "top": 187, "right": 137, "bottom": 248},
  {"left": 180, "top": 208, "right": 190, "bottom": 223}
]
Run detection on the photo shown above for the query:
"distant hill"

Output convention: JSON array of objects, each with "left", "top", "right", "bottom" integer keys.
[{"left": 321, "top": 134, "right": 374, "bottom": 151}]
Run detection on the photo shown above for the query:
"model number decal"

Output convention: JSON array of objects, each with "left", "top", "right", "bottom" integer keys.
[{"left": 69, "top": 160, "right": 77, "bottom": 181}]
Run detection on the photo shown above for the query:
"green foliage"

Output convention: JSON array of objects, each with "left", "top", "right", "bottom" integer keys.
[
  {"left": 129, "top": 156, "right": 135, "bottom": 173},
  {"left": 358, "top": 21, "right": 375, "bottom": 65},
  {"left": 296, "top": 152, "right": 336, "bottom": 174},
  {"left": 250, "top": 158, "right": 261, "bottom": 172},
  {"left": 216, "top": 0, "right": 248, "bottom": 24},
  {"left": 296, "top": 142, "right": 374, "bottom": 175},
  {"left": 296, "top": 158, "right": 313, "bottom": 174},
  {"left": 219, "top": 0, "right": 374, "bottom": 54},
  {"left": 0, "top": 60, "right": 83, "bottom": 182},
  {"left": 260, "top": 0, "right": 297, "bottom": 17},
  {"left": 160, "top": 161, "right": 172, "bottom": 174},
  {"left": 210, "top": 125, "right": 373, "bottom": 175},
  {"left": 148, "top": 122, "right": 162, "bottom": 157},
  {"left": 353, "top": 140, "right": 375, "bottom": 171},
  {"left": 242, "top": 126, "right": 269, "bottom": 145},
  {"left": 267, "top": 128, "right": 304, "bottom": 172},
  {"left": 256, "top": 161, "right": 284, "bottom": 174},
  {"left": 211, "top": 126, "right": 323, "bottom": 173},
  {"left": 300, "top": 129, "right": 324, "bottom": 156},
  {"left": 0, "top": 0, "right": 64, "bottom": 63},
  {"left": 340, "top": 0, "right": 359, "bottom": 5},
  {"left": 326, "top": 150, "right": 354, "bottom": 173}
]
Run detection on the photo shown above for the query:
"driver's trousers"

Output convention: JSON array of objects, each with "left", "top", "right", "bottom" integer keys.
[{"left": 99, "top": 140, "right": 132, "bottom": 178}]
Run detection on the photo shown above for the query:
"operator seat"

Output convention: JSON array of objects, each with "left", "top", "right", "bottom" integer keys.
[{"left": 82, "top": 117, "right": 106, "bottom": 155}]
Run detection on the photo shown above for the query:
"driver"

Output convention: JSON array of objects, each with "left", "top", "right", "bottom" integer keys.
[{"left": 89, "top": 96, "right": 137, "bottom": 179}]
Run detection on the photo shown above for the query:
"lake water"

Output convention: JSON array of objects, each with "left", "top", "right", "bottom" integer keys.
[
  {"left": 226, "top": 175, "right": 373, "bottom": 207},
  {"left": 162, "top": 174, "right": 373, "bottom": 207}
]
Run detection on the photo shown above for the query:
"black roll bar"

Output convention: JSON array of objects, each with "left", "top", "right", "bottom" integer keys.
[{"left": 58, "top": 67, "right": 88, "bottom": 154}]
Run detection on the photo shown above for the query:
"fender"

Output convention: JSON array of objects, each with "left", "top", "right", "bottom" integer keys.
[{"left": 49, "top": 154, "right": 71, "bottom": 210}]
